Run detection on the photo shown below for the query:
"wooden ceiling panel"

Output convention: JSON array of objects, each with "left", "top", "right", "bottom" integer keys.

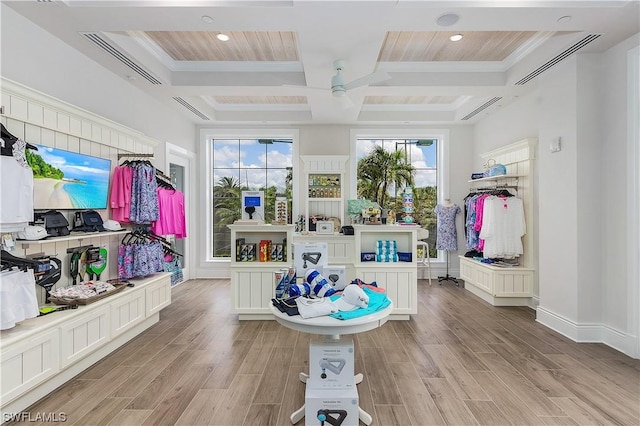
[
  {"left": 378, "top": 31, "right": 538, "bottom": 62},
  {"left": 145, "top": 31, "right": 299, "bottom": 61},
  {"left": 215, "top": 96, "right": 307, "bottom": 104}
]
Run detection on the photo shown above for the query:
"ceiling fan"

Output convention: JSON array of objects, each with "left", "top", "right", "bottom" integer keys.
[
  {"left": 285, "top": 60, "right": 390, "bottom": 107},
  {"left": 329, "top": 59, "right": 390, "bottom": 98}
]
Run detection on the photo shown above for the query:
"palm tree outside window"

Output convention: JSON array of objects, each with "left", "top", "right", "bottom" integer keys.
[{"left": 356, "top": 138, "right": 438, "bottom": 258}]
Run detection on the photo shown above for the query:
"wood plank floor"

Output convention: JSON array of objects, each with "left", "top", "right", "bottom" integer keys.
[{"left": 15, "top": 279, "right": 640, "bottom": 426}]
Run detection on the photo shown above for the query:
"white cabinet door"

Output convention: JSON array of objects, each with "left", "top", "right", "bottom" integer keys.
[
  {"left": 59, "top": 306, "right": 110, "bottom": 368},
  {"left": 111, "top": 289, "right": 146, "bottom": 337},
  {"left": 146, "top": 275, "right": 171, "bottom": 316},
  {"left": 1, "top": 329, "right": 60, "bottom": 404}
]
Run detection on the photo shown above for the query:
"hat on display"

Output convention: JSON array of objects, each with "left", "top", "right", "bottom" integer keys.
[
  {"left": 17, "top": 225, "right": 48, "bottom": 240},
  {"left": 104, "top": 219, "right": 122, "bottom": 231},
  {"left": 334, "top": 284, "right": 369, "bottom": 312}
]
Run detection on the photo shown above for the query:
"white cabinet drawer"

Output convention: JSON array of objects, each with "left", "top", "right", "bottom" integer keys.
[
  {"left": 1, "top": 329, "right": 60, "bottom": 404},
  {"left": 59, "top": 306, "right": 109, "bottom": 368}
]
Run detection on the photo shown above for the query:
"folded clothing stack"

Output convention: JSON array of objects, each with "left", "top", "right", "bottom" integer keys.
[{"left": 375, "top": 240, "right": 398, "bottom": 262}]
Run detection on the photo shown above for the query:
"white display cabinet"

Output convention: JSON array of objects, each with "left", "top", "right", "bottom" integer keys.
[
  {"left": 459, "top": 257, "right": 534, "bottom": 306},
  {"left": 228, "top": 224, "right": 295, "bottom": 320},
  {"left": 461, "top": 138, "right": 537, "bottom": 306},
  {"left": 353, "top": 225, "right": 418, "bottom": 319},
  {"left": 301, "top": 155, "right": 348, "bottom": 233},
  {"left": 0, "top": 273, "right": 171, "bottom": 415}
]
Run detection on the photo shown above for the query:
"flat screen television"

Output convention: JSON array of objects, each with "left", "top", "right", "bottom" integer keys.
[{"left": 26, "top": 144, "right": 112, "bottom": 210}]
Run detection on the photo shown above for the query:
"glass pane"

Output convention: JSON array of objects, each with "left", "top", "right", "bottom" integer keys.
[
  {"left": 213, "top": 139, "right": 240, "bottom": 168},
  {"left": 240, "top": 139, "right": 266, "bottom": 168},
  {"left": 266, "top": 141, "right": 293, "bottom": 168},
  {"left": 241, "top": 168, "right": 267, "bottom": 191}
]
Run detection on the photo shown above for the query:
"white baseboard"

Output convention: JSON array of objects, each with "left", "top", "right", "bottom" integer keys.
[{"left": 536, "top": 307, "right": 639, "bottom": 359}]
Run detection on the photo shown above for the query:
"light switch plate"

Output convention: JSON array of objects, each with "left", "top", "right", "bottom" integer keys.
[{"left": 550, "top": 137, "right": 562, "bottom": 153}]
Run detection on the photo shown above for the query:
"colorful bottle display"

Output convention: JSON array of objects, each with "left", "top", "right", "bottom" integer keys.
[{"left": 402, "top": 186, "right": 414, "bottom": 224}]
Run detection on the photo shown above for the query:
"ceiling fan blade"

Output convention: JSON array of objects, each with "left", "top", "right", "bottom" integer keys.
[
  {"left": 335, "top": 95, "right": 354, "bottom": 109},
  {"left": 344, "top": 70, "right": 390, "bottom": 91}
]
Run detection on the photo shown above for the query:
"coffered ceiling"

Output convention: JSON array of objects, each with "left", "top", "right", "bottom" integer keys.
[{"left": 4, "top": 1, "right": 639, "bottom": 126}]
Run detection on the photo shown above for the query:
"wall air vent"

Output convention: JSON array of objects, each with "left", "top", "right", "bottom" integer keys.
[
  {"left": 515, "top": 34, "right": 602, "bottom": 85},
  {"left": 82, "top": 33, "right": 163, "bottom": 85},
  {"left": 172, "top": 97, "right": 210, "bottom": 120},
  {"left": 461, "top": 97, "right": 502, "bottom": 121}
]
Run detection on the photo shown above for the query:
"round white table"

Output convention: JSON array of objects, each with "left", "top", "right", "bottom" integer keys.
[{"left": 270, "top": 301, "right": 393, "bottom": 425}]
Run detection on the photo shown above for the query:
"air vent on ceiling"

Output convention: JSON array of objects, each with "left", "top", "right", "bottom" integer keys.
[
  {"left": 173, "top": 97, "right": 210, "bottom": 120},
  {"left": 515, "top": 34, "right": 602, "bottom": 85},
  {"left": 82, "top": 33, "right": 163, "bottom": 85},
  {"left": 461, "top": 97, "right": 502, "bottom": 121}
]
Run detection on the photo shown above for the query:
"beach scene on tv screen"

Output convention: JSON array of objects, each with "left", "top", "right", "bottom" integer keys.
[{"left": 27, "top": 145, "right": 111, "bottom": 210}]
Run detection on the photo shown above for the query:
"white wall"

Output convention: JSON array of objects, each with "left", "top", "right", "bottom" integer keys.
[
  {"left": 475, "top": 34, "right": 639, "bottom": 358},
  {"left": 600, "top": 35, "right": 640, "bottom": 340},
  {"left": 0, "top": 4, "right": 196, "bottom": 154},
  {"left": 536, "top": 56, "right": 580, "bottom": 323}
]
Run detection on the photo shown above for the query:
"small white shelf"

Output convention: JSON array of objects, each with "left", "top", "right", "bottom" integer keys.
[
  {"left": 468, "top": 175, "right": 521, "bottom": 183},
  {"left": 19, "top": 230, "right": 129, "bottom": 248}
]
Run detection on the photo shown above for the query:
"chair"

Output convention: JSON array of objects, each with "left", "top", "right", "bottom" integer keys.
[{"left": 416, "top": 227, "right": 432, "bottom": 286}]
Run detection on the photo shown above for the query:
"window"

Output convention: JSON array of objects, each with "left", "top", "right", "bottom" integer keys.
[
  {"left": 210, "top": 138, "right": 293, "bottom": 258},
  {"left": 354, "top": 131, "right": 447, "bottom": 259}
]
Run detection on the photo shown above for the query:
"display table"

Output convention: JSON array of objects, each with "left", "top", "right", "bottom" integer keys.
[{"left": 270, "top": 301, "right": 393, "bottom": 425}]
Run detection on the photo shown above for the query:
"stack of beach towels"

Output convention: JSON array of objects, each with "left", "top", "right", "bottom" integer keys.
[{"left": 376, "top": 240, "right": 398, "bottom": 262}]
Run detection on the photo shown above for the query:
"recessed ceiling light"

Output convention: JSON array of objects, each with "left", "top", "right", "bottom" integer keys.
[
  {"left": 436, "top": 13, "right": 460, "bottom": 27},
  {"left": 449, "top": 34, "right": 463, "bottom": 42},
  {"left": 557, "top": 15, "right": 572, "bottom": 24},
  {"left": 201, "top": 15, "right": 213, "bottom": 24},
  {"left": 216, "top": 33, "right": 230, "bottom": 42}
]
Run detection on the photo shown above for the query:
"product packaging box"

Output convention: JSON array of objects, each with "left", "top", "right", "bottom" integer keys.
[
  {"left": 305, "top": 387, "right": 359, "bottom": 426},
  {"left": 321, "top": 265, "right": 347, "bottom": 291},
  {"left": 308, "top": 337, "right": 354, "bottom": 390},
  {"left": 259, "top": 240, "right": 271, "bottom": 262},
  {"left": 292, "top": 242, "right": 328, "bottom": 278},
  {"left": 274, "top": 270, "right": 287, "bottom": 299}
]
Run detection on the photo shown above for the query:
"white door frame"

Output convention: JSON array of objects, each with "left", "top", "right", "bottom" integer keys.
[
  {"left": 627, "top": 45, "right": 639, "bottom": 359},
  {"left": 166, "top": 142, "right": 196, "bottom": 282}
]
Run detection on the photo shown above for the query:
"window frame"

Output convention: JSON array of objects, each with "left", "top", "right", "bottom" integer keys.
[{"left": 201, "top": 128, "right": 299, "bottom": 262}]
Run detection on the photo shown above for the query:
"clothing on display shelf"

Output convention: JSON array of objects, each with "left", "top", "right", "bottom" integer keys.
[
  {"left": 0, "top": 137, "right": 35, "bottom": 233},
  {"left": 434, "top": 203, "right": 461, "bottom": 251},
  {"left": 0, "top": 268, "right": 39, "bottom": 330}
]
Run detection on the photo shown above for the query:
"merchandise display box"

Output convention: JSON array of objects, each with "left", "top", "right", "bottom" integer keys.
[
  {"left": 321, "top": 265, "right": 347, "bottom": 291},
  {"left": 305, "top": 387, "right": 359, "bottom": 426},
  {"left": 308, "top": 337, "right": 354, "bottom": 389},
  {"left": 293, "top": 242, "right": 328, "bottom": 278}
]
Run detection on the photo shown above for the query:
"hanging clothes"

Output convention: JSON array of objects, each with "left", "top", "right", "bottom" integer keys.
[
  {"left": 109, "top": 164, "right": 133, "bottom": 223},
  {"left": 479, "top": 195, "right": 526, "bottom": 259},
  {"left": 130, "top": 161, "right": 159, "bottom": 224},
  {"left": 109, "top": 160, "right": 159, "bottom": 224},
  {"left": 435, "top": 203, "right": 461, "bottom": 251},
  {"left": 0, "top": 137, "right": 35, "bottom": 233},
  {"left": 150, "top": 188, "right": 187, "bottom": 238}
]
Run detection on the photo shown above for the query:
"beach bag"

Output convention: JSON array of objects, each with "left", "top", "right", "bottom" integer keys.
[{"left": 483, "top": 159, "right": 507, "bottom": 177}]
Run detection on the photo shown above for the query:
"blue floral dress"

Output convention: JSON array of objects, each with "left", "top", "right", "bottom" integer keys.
[{"left": 435, "top": 204, "right": 461, "bottom": 251}]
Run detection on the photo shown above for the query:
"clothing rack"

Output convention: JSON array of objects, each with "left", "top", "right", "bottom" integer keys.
[
  {"left": 471, "top": 184, "right": 518, "bottom": 192},
  {"left": 117, "top": 153, "right": 154, "bottom": 160}
]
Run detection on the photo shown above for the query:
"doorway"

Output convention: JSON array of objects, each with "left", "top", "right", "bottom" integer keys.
[{"left": 166, "top": 143, "right": 196, "bottom": 282}]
